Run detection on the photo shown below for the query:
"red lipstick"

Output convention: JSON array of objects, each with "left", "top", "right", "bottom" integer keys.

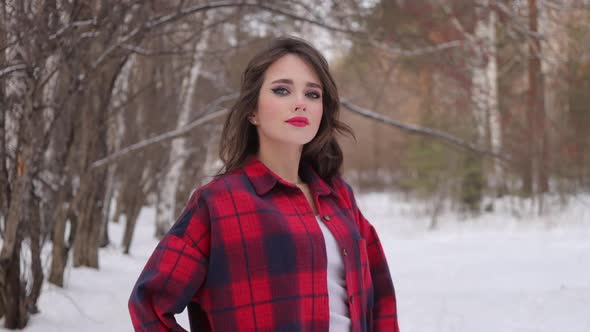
[{"left": 286, "top": 117, "right": 309, "bottom": 127}]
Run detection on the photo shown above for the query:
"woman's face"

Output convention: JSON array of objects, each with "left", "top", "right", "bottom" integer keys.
[{"left": 251, "top": 54, "right": 324, "bottom": 151}]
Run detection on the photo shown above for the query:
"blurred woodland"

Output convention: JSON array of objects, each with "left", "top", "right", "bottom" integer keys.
[{"left": 1, "top": 0, "right": 589, "bottom": 329}]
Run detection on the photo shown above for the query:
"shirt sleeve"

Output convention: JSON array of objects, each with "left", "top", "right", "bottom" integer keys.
[
  {"left": 338, "top": 178, "right": 400, "bottom": 332},
  {"left": 128, "top": 188, "right": 211, "bottom": 332}
]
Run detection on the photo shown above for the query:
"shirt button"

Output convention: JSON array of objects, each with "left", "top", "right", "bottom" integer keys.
[
  {"left": 342, "top": 248, "right": 348, "bottom": 256},
  {"left": 349, "top": 296, "right": 354, "bottom": 304},
  {"left": 323, "top": 214, "right": 331, "bottom": 221}
]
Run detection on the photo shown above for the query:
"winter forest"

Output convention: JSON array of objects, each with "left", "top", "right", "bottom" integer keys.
[{"left": 1, "top": 0, "right": 590, "bottom": 331}]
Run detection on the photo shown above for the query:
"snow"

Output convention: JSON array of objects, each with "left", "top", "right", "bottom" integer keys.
[
  {"left": 4, "top": 193, "right": 589, "bottom": 332},
  {"left": 359, "top": 192, "right": 590, "bottom": 332}
]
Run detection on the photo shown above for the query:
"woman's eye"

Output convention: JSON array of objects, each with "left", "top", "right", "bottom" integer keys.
[
  {"left": 271, "top": 87, "right": 320, "bottom": 99},
  {"left": 306, "top": 91, "right": 321, "bottom": 99},
  {"left": 271, "top": 87, "right": 289, "bottom": 95}
]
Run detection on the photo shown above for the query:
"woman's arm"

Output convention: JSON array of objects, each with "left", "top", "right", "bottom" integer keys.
[
  {"left": 128, "top": 189, "right": 211, "bottom": 332},
  {"left": 356, "top": 211, "right": 400, "bottom": 331},
  {"left": 338, "top": 178, "right": 400, "bottom": 332}
]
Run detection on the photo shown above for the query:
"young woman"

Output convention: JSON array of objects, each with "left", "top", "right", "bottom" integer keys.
[{"left": 129, "top": 36, "right": 400, "bottom": 332}]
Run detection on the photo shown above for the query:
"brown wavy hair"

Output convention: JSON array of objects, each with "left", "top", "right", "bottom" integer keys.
[{"left": 217, "top": 36, "right": 354, "bottom": 180}]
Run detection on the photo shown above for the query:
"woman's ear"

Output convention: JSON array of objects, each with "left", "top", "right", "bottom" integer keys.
[{"left": 249, "top": 114, "right": 258, "bottom": 125}]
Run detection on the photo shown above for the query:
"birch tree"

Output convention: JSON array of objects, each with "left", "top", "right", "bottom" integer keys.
[
  {"left": 472, "top": 1, "right": 502, "bottom": 189},
  {"left": 0, "top": 0, "right": 53, "bottom": 327},
  {"left": 527, "top": 0, "right": 549, "bottom": 194},
  {"left": 154, "top": 14, "right": 213, "bottom": 237}
]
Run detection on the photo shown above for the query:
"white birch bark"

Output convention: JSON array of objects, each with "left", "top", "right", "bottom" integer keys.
[
  {"left": 155, "top": 16, "right": 212, "bottom": 236},
  {"left": 42, "top": 0, "right": 70, "bottom": 192},
  {"left": 4, "top": 0, "right": 26, "bottom": 178},
  {"left": 42, "top": 52, "right": 60, "bottom": 148},
  {"left": 472, "top": 2, "right": 502, "bottom": 186},
  {"left": 485, "top": 8, "right": 502, "bottom": 185},
  {"left": 472, "top": 10, "right": 489, "bottom": 144}
]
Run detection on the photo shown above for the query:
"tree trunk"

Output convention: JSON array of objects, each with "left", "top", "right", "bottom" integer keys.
[
  {"left": 485, "top": 6, "right": 502, "bottom": 191},
  {"left": 71, "top": 34, "right": 126, "bottom": 266},
  {"left": 155, "top": 18, "right": 212, "bottom": 237},
  {"left": 122, "top": 188, "right": 143, "bottom": 254},
  {"left": 48, "top": 176, "right": 73, "bottom": 287},
  {"left": 101, "top": 54, "right": 136, "bottom": 247},
  {"left": 72, "top": 84, "right": 109, "bottom": 268},
  {"left": 0, "top": 90, "right": 35, "bottom": 330},
  {"left": 473, "top": 1, "right": 501, "bottom": 193},
  {"left": 527, "top": 0, "right": 549, "bottom": 194},
  {"left": 3, "top": 231, "right": 28, "bottom": 329},
  {"left": 0, "top": 3, "right": 8, "bottom": 218},
  {"left": 47, "top": 112, "right": 77, "bottom": 286},
  {"left": 72, "top": 173, "right": 101, "bottom": 268},
  {"left": 24, "top": 188, "right": 43, "bottom": 314},
  {"left": 0, "top": 1, "right": 36, "bottom": 325},
  {"left": 72, "top": 149, "right": 108, "bottom": 268}
]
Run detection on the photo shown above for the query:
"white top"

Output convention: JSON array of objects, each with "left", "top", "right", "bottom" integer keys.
[{"left": 315, "top": 215, "right": 351, "bottom": 332}]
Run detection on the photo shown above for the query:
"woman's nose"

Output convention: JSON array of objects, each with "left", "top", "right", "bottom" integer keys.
[{"left": 294, "top": 99, "right": 307, "bottom": 112}]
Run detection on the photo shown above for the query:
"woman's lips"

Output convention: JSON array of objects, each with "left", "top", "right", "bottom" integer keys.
[{"left": 286, "top": 117, "right": 309, "bottom": 127}]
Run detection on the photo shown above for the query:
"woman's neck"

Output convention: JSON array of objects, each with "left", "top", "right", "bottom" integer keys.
[{"left": 256, "top": 144, "right": 303, "bottom": 185}]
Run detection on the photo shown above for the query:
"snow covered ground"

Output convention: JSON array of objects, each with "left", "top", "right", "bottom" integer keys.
[{"left": 4, "top": 192, "right": 589, "bottom": 332}]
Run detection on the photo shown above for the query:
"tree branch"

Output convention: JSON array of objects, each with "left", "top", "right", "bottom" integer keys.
[
  {"left": 340, "top": 99, "right": 510, "bottom": 163},
  {"left": 91, "top": 108, "right": 228, "bottom": 169},
  {"left": 91, "top": 92, "right": 239, "bottom": 169},
  {"left": 92, "top": 0, "right": 362, "bottom": 69},
  {"left": 0, "top": 63, "right": 27, "bottom": 78}
]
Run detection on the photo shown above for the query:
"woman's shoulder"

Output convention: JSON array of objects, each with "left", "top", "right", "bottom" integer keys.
[
  {"left": 328, "top": 174, "right": 356, "bottom": 207},
  {"left": 190, "top": 167, "right": 248, "bottom": 200},
  {"left": 329, "top": 173, "right": 353, "bottom": 194},
  {"left": 179, "top": 169, "right": 246, "bottom": 218}
]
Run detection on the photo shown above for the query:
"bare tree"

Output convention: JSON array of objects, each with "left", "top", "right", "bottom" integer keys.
[
  {"left": 527, "top": 0, "right": 549, "bottom": 195},
  {"left": 1, "top": 0, "right": 45, "bottom": 327},
  {"left": 154, "top": 14, "right": 214, "bottom": 238},
  {"left": 2, "top": 1, "right": 589, "bottom": 329}
]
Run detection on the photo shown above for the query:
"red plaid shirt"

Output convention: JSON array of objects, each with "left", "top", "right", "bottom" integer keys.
[{"left": 128, "top": 155, "right": 399, "bottom": 331}]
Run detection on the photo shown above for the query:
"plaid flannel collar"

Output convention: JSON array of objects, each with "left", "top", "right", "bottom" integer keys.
[{"left": 243, "top": 154, "right": 336, "bottom": 197}]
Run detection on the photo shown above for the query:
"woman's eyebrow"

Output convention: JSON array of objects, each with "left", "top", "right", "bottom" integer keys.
[{"left": 270, "top": 78, "right": 322, "bottom": 89}]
